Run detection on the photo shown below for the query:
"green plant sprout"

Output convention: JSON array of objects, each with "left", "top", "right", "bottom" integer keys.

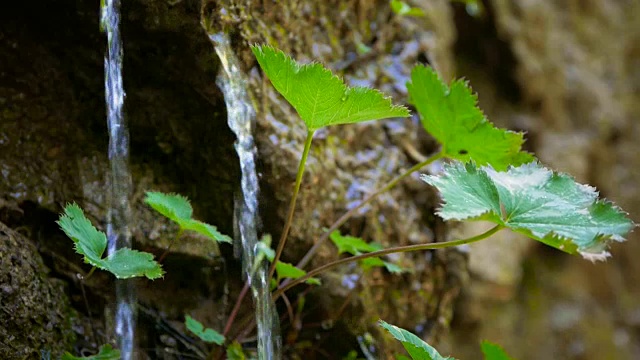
[
  {"left": 330, "top": 231, "right": 406, "bottom": 273},
  {"left": 144, "top": 191, "right": 232, "bottom": 261},
  {"left": 57, "top": 204, "right": 163, "bottom": 280},
  {"left": 185, "top": 315, "right": 225, "bottom": 345},
  {"left": 251, "top": 44, "right": 410, "bottom": 281},
  {"left": 379, "top": 320, "right": 514, "bottom": 360},
  {"left": 61, "top": 344, "right": 120, "bottom": 360}
]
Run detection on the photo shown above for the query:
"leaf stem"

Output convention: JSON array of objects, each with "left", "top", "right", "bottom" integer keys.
[
  {"left": 84, "top": 266, "right": 97, "bottom": 280},
  {"left": 268, "top": 130, "right": 314, "bottom": 280},
  {"left": 274, "top": 225, "right": 503, "bottom": 299},
  {"left": 295, "top": 150, "right": 444, "bottom": 270},
  {"left": 158, "top": 228, "right": 184, "bottom": 263}
]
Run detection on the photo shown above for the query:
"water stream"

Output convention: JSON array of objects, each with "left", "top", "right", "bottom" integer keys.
[
  {"left": 101, "top": 0, "right": 136, "bottom": 358},
  {"left": 208, "top": 32, "right": 281, "bottom": 359}
]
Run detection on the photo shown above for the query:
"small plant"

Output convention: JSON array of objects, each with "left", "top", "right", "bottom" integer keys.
[
  {"left": 379, "top": 320, "right": 514, "bottom": 360},
  {"left": 57, "top": 204, "right": 163, "bottom": 280},
  {"left": 57, "top": 44, "right": 634, "bottom": 359},
  {"left": 61, "top": 344, "right": 120, "bottom": 360}
]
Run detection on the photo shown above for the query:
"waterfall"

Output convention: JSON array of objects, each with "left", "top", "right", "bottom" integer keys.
[
  {"left": 208, "top": 32, "right": 281, "bottom": 359},
  {"left": 101, "top": 0, "right": 136, "bottom": 358}
]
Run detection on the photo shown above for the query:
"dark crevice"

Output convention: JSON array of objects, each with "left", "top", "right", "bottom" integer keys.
[{"left": 452, "top": 0, "right": 522, "bottom": 104}]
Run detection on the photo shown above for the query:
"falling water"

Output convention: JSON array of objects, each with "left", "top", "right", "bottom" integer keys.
[
  {"left": 208, "top": 32, "right": 281, "bottom": 359},
  {"left": 101, "top": 0, "right": 136, "bottom": 358}
]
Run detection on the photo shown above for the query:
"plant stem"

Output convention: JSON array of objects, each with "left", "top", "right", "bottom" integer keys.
[
  {"left": 295, "top": 151, "right": 444, "bottom": 270},
  {"left": 268, "top": 130, "right": 314, "bottom": 280},
  {"left": 223, "top": 283, "right": 250, "bottom": 336},
  {"left": 158, "top": 228, "right": 184, "bottom": 263},
  {"left": 274, "top": 225, "right": 503, "bottom": 299},
  {"left": 84, "top": 266, "right": 97, "bottom": 280}
]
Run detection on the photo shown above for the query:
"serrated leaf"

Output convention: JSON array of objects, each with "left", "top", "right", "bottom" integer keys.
[
  {"left": 422, "top": 161, "right": 635, "bottom": 259},
  {"left": 408, "top": 65, "right": 533, "bottom": 170},
  {"left": 61, "top": 344, "right": 120, "bottom": 360},
  {"left": 379, "top": 320, "right": 456, "bottom": 360},
  {"left": 106, "top": 248, "right": 164, "bottom": 279},
  {"left": 481, "top": 341, "right": 514, "bottom": 360},
  {"left": 252, "top": 45, "right": 409, "bottom": 131},
  {"left": 179, "top": 218, "right": 232, "bottom": 243},
  {"left": 144, "top": 192, "right": 231, "bottom": 243},
  {"left": 226, "top": 341, "right": 247, "bottom": 360},
  {"left": 57, "top": 204, "right": 163, "bottom": 280},
  {"left": 390, "top": 0, "right": 425, "bottom": 17},
  {"left": 185, "top": 315, "right": 225, "bottom": 345},
  {"left": 145, "top": 191, "right": 193, "bottom": 220},
  {"left": 58, "top": 203, "right": 107, "bottom": 265}
]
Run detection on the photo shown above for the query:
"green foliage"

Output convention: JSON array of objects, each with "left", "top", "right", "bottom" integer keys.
[
  {"left": 378, "top": 320, "right": 455, "bottom": 360},
  {"left": 481, "top": 341, "right": 514, "bottom": 360},
  {"left": 407, "top": 65, "right": 533, "bottom": 170},
  {"left": 61, "top": 344, "right": 120, "bottom": 360},
  {"left": 144, "top": 192, "right": 232, "bottom": 243},
  {"left": 258, "top": 236, "right": 321, "bottom": 285},
  {"left": 390, "top": 0, "right": 425, "bottom": 17},
  {"left": 422, "top": 161, "right": 634, "bottom": 260},
  {"left": 57, "top": 204, "right": 163, "bottom": 279},
  {"left": 330, "top": 231, "right": 405, "bottom": 273},
  {"left": 251, "top": 45, "right": 409, "bottom": 131},
  {"left": 226, "top": 341, "right": 248, "bottom": 360},
  {"left": 185, "top": 315, "right": 225, "bottom": 345}
]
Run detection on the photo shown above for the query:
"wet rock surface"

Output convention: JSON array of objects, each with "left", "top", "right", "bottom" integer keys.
[{"left": 0, "top": 221, "right": 75, "bottom": 359}]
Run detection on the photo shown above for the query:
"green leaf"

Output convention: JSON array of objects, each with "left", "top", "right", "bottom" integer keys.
[
  {"left": 185, "top": 315, "right": 225, "bottom": 345},
  {"left": 144, "top": 192, "right": 232, "bottom": 243},
  {"left": 179, "top": 218, "right": 232, "bottom": 243},
  {"left": 106, "top": 248, "right": 164, "bottom": 280},
  {"left": 61, "top": 344, "right": 120, "bottom": 360},
  {"left": 330, "top": 231, "right": 380, "bottom": 255},
  {"left": 390, "top": 0, "right": 425, "bottom": 17},
  {"left": 407, "top": 65, "right": 533, "bottom": 170},
  {"left": 379, "top": 320, "right": 456, "bottom": 360},
  {"left": 251, "top": 45, "right": 409, "bottom": 131},
  {"left": 330, "top": 231, "right": 407, "bottom": 273},
  {"left": 57, "top": 204, "right": 163, "bottom": 279},
  {"left": 145, "top": 191, "right": 193, "bottom": 220},
  {"left": 226, "top": 341, "right": 247, "bottom": 360},
  {"left": 422, "top": 161, "right": 635, "bottom": 260},
  {"left": 258, "top": 236, "right": 320, "bottom": 285},
  {"left": 57, "top": 203, "right": 107, "bottom": 266},
  {"left": 481, "top": 341, "right": 515, "bottom": 360}
]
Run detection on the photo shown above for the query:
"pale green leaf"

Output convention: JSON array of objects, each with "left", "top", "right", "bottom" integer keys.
[
  {"left": 252, "top": 45, "right": 410, "bottom": 131},
  {"left": 226, "top": 341, "right": 247, "bottom": 360},
  {"left": 185, "top": 315, "right": 225, "bottom": 345},
  {"left": 106, "top": 248, "right": 164, "bottom": 280},
  {"left": 422, "top": 161, "right": 635, "bottom": 259},
  {"left": 57, "top": 204, "right": 163, "bottom": 280},
  {"left": 408, "top": 65, "right": 533, "bottom": 170},
  {"left": 145, "top": 191, "right": 232, "bottom": 243},
  {"left": 481, "top": 341, "right": 515, "bottom": 360},
  {"left": 390, "top": 0, "right": 425, "bottom": 17},
  {"left": 61, "top": 344, "right": 120, "bottom": 360},
  {"left": 379, "top": 320, "right": 456, "bottom": 360},
  {"left": 275, "top": 261, "right": 321, "bottom": 285}
]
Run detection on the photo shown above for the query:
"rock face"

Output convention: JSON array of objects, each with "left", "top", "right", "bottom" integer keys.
[{"left": 0, "top": 221, "right": 75, "bottom": 359}]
